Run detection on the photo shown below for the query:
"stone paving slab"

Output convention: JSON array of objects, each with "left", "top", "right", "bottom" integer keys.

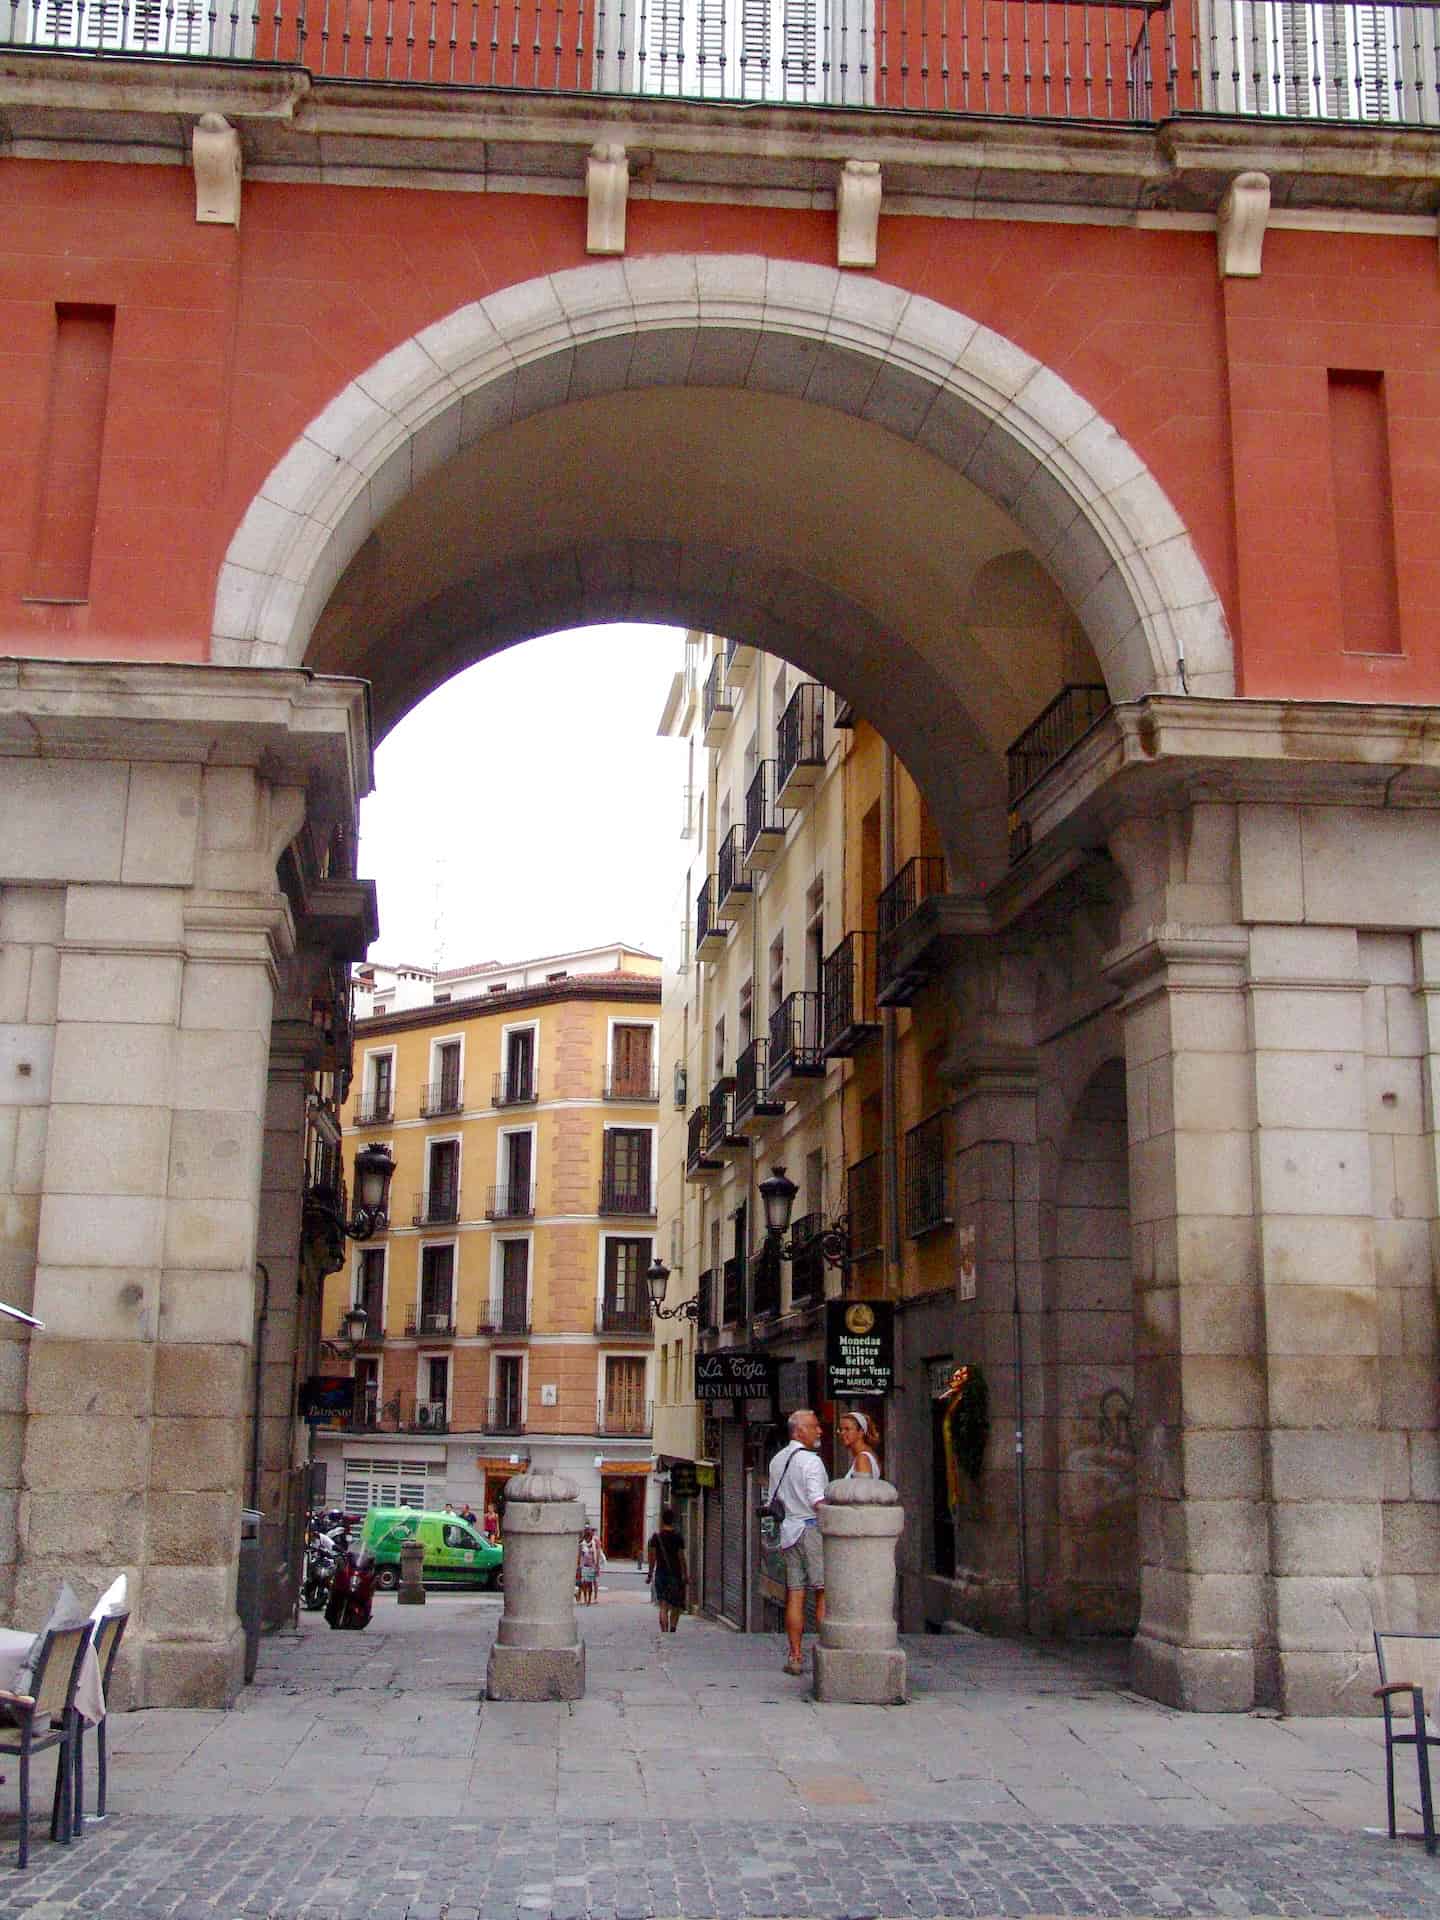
[{"left": 0, "top": 1588, "right": 1432, "bottom": 1915}]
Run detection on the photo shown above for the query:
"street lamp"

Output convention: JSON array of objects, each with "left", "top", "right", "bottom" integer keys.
[
  {"left": 759, "top": 1165, "right": 851, "bottom": 1269},
  {"left": 348, "top": 1142, "right": 397, "bottom": 1240},
  {"left": 645, "top": 1256, "right": 700, "bottom": 1322}
]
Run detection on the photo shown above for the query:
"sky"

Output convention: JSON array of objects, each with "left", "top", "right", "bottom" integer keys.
[{"left": 357, "top": 624, "right": 689, "bottom": 970}]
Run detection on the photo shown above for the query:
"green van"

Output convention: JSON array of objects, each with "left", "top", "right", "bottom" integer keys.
[{"left": 359, "top": 1507, "right": 504, "bottom": 1591}]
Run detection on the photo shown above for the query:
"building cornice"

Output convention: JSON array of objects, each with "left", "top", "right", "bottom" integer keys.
[
  {"left": 2, "top": 54, "right": 1438, "bottom": 221},
  {"left": 357, "top": 973, "right": 660, "bottom": 1037}
]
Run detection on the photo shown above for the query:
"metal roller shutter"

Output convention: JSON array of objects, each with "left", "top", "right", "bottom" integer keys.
[
  {"left": 703, "top": 1483, "right": 723, "bottom": 1616},
  {"left": 721, "top": 1425, "right": 746, "bottom": 1625}
]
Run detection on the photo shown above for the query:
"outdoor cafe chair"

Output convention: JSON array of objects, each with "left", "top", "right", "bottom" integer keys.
[
  {"left": 1373, "top": 1629, "right": 1438, "bottom": 1855},
  {"left": 0, "top": 1622, "right": 90, "bottom": 1869},
  {"left": 66, "top": 1608, "right": 128, "bottom": 1840}
]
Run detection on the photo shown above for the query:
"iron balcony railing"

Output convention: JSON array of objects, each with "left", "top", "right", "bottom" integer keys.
[
  {"left": 876, "top": 854, "right": 947, "bottom": 997},
  {"left": 906, "top": 1112, "right": 952, "bottom": 1238},
  {"left": 598, "top": 1174, "right": 654, "bottom": 1216},
  {"left": 707, "top": 1079, "right": 738, "bottom": 1152},
  {"left": 776, "top": 682, "right": 827, "bottom": 796},
  {"left": 485, "top": 1181, "right": 535, "bottom": 1220},
  {"left": 355, "top": 1092, "right": 392, "bottom": 1126},
  {"left": 598, "top": 1294, "right": 653, "bottom": 1335},
  {"left": 420, "top": 1077, "right": 464, "bottom": 1117},
  {"left": 847, "top": 1153, "right": 884, "bottom": 1261},
  {"left": 751, "top": 1245, "right": 782, "bottom": 1319},
  {"left": 1006, "top": 682, "right": 1112, "bottom": 860},
  {"left": 404, "top": 1308, "right": 456, "bottom": 1339},
  {"left": 603, "top": 1064, "right": 659, "bottom": 1101},
  {"left": 716, "top": 823, "right": 752, "bottom": 910},
  {"left": 493, "top": 1066, "right": 537, "bottom": 1106},
  {"left": 411, "top": 1187, "right": 460, "bottom": 1226},
  {"left": 695, "top": 874, "right": 727, "bottom": 954},
  {"left": 722, "top": 1254, "right": 746, "bottom": 1325},
  {"left": 702, "top": 655, "right": 732, "bottom": 737},
  {"left": 821, "top": 930, "right": 879, "bottom": 1056},
  {"left": 597, "top": 1399, "right": 653, "bottom": 1437},
  {"left": 787, "top": 1212, "right": 827, "bottom": 1306},
  {"left": 482, "top": 1398, "right": 526, "bottom": 1436},
  {"left": 697, "top": 1268, "right": 718, "bottom": 1334},
  {"left": 737, "top": 1036, "right": 783, "bottom": 1121},
  {"left": 744, "top": 759, "right": 785, "bottom": 859},
  {"left": 8, "top": 4, "right": 1440, "bottom": 130},
  {"left": 768, "top": 990, "right": 825, "bottom": 1084},
  {"left": 476, "top": 1283, "right": 531, "bottom": 1334}
]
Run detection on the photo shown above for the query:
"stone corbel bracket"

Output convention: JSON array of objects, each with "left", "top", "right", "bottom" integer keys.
[
  {"left": 586, "top": 142, "right": 629, "bottom": 256},
  {"left": 837, "top": 159, "right": 882, "bottom": 269},
  {"left": 193, "top": 112, "right": 243, "bottom": 227},
  {"left": 1217, "top": 170, "right": 1271, "bottom": 279}
]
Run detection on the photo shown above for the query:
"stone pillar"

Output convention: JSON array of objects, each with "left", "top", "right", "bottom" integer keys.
[
  {"left": 398, "top": 1537, "right": 426, "bottom": 1604},
  {"left": 486, "top": 1471, "right": 585, "bottom": 1700},
  {"left": 813, "top": 1477, "right": 906, "bottom": 1704}
]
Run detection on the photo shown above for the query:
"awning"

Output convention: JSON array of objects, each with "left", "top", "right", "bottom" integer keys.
[
  {"left": 475, "top": 1454, "right": 530, "bottom": 1472},
  {"left": 598, "top": 1460, "right": 651, "bottom": 1477}
]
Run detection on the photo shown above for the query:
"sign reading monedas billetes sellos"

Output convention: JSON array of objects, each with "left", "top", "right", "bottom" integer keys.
[{"left": 825, "top": 1300, "right": 895, "bottom": 1397}]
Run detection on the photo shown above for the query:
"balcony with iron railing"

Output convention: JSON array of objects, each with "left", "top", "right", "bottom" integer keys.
[
  {"left": 702, "top": 655, "right": 733, "bottom": 746},
  {"left": 724, "top": 636, "right": 755, "bottom": 685},
  {"left": 905, "top": 1112, "right": 953, "bottom": 1238},
  {"left": 596, "top": 1399, "right": 653, "bottom": 1437},
  {"left": 482, "top": 1398, "right": 526, "bottom": 1436},
  {"left": 492, "top": 1066, "right": 537, "bottom": 1107},
  {"left": 787, "top": 1213, "right": 828, "bottom": 1307},
  {"left": 420, "top": 1077, "right": 464, "bottom": 1117},
  {"left": 686, "top": 1105, "right": 722, "bottom": 1177},
  {"left": 706, "top": 1079, "right": 744, "bottom": 1158},
  {"left": 875, "top": 854, "right": 949, "bottom": 1006},
  {"left": 1005, "top": 683, "right": 1113, "bottom": 862},
  {"left": 476, "top": 1288, "right": 531, "bottom": 1336},
  {"left": 821, "top": 930, "right": 880, "bottom": 1058},
  {"left": 18, "top": 4, "right": 1438, "bottom": 134},
  {"left": 743, "top": 759, "right": 786, "bottom": 872},
  {"left": 404, "top": 1307, "right": 456, "bottom": 1340},
  {"left": 354, "top": 1092, "right": 393, "bottom": 1127},
  {"left": 847, "top": 1153, "right": 884, "bottom": 1262},
  {"left": 733, "top": 1036, "right": 784, "bottom": 1129},
  {"left": 716, "top": 823, "right": 753, "bottom": 916},
  {"left": 598, "top": 1173, "right": 655, "bottom": 1217},
  {"left": 411, "top": 1187, "right": 460, "bottom": 1226},
  {"left": 697, "top": 1268, "right": 718, "bottom": 1334},
  {"left": 776, "top": 682, "right": 827, "bottom": 805},
  {"left": 485, "top": 1182, "right": 535, "bottom": 1220},
  {"left": 751, "top": 1243, "right": 782, "bottom": 1319},
  {"left": 768, "top": 990, "right": 825, "bottom": 1095},
  {"left": 597, "top": 1294, "right": 654, "bottom": 1335},
  {"left": 722, "top": 1253, "right": 746, "bottom": 1325},
  {"left": 695, "top": 874, "right": 729, "bottom": 963},
  {"left": 603, "top": 1064, "right": 659, "bottom": 1102}
]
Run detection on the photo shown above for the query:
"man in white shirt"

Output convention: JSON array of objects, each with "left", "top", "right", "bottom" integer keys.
[{"left": 767, "top": 1407, "right": 830, "bottom": 1675}]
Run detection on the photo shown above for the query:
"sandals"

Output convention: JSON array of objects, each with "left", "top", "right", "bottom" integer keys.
[{"left": 783, "top": 1656, "right": 805, "bottom": 1676}]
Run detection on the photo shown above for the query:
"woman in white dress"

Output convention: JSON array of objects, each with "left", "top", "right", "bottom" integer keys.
[{"left": 837, "top": 1409, "right": 881, "bottom": 1479}]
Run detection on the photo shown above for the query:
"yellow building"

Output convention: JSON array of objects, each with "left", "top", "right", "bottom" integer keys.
[
  {"left": 653, "top": 634, "right": 961, "bottom": 1629},
  {"left": 317, "top": 942, "right": 662, "bottom": 1556}
]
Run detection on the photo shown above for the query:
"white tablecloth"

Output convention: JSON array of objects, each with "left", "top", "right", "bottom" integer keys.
[{"left": 0, "top": 1627, "right": 105, "bottom": 1725}]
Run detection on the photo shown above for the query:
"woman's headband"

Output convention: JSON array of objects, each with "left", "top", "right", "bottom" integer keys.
[{"left": 845, "top": 1409, "right": 870, "bottom": 1438}]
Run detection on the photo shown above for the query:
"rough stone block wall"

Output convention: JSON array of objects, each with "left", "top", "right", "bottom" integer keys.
[{"left": 0, "top": 885, "right": 58, "bottom": 1614}]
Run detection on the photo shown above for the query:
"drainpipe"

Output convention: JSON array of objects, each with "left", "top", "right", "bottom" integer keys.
[
  {"left": 880, "top": 744, "right": 902, "bottom": 1280},
  {"left": 249, "top": 1260, "right": 271, "bottom": 1511}
]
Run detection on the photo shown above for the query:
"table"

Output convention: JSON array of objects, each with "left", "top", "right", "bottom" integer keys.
[{"left": 0, "top": 1627, "right": 105, "bottom": 1725}]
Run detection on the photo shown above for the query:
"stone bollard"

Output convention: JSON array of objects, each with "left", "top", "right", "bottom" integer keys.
[
  {"left": 397, "top": 1537, "right": 426, "bottom": 1605},
  {"left": 485, "top": 1471, "right": 586, "bottom": 1701},
  {"left": 813, "top": 1476, "right": 907, "bottom": 1705}
]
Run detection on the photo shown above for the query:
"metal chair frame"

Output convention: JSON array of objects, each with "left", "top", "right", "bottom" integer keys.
[
  {"left": 69, "top": 1610, "right": 128, "bottom": 1841},
  {"left": 1373, "top": 1629, "right": 1438, "bottom": 1855},
  {"left": 0, "top": 1622, "right": 90, "bottom": 1869}
]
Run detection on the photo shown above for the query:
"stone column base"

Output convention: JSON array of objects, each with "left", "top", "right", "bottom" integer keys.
[
  {"left": 813, "top": 1644, "right": 907, "bottom": 1705},
  {"left": 138, "top": 1624, "right": 247, "bottom": 1710},
  {"left": 1131, "top": 1634, "right": 1256, "bottom": 1713},
  {"left": 486, "top": 1642, "right": 586, "bottom": 1702}
]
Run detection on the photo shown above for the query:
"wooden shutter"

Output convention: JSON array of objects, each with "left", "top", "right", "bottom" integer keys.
[
  {"left": 612, "top": 1025, "right": 653, "bottom": 1096},
  {"left": 420, "top": 1245, "right": 454, "bottom": 1326},
  {"left": 501, "top": 1240, "right": 528, "bottom": 1327},
  {"left": 429, "top": 1139, "right": 459, "bottom": 1213},
  {"left": 505, "top": 1130, "right": 532, "bottom": 1206}
]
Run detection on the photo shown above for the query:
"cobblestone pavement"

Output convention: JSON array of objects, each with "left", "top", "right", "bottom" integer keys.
[{"left": 0, "top": 1588, "right": 1435, "bottom": 1917}]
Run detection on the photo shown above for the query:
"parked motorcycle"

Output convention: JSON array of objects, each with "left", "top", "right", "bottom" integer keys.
[
  {"left": 300, "top": 1529, "right": 341, "bottom": 1612},
  {"left": 324, "top": 1548, "right": 376, "bottom": 1631}
]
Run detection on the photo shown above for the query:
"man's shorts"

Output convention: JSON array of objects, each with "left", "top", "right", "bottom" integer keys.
[{"left": 782, "top": 1524, "right": 824, "bottom": 1591}]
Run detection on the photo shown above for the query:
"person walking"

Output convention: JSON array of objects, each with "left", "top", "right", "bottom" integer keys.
[
  {"left": 837, "top": 1409, "right": 881, "bottom": 1479},
  {"left": 646, "top": 1505, "right": 688, "bottom": 1635},
  {"left": 767, "top": 1407, "right": 830, "bottom": 1676},
  {"left": 576, "top": 1524, "right": 603, "bottom": 1604}
]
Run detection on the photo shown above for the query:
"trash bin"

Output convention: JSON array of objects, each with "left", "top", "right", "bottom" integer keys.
[{"left": 238, "top": 1508, "right": 263, "bottom": 1684}]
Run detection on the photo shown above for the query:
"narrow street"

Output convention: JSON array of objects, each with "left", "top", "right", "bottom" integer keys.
[{"left": 2, "top": 1585, "right": 1436, "bottom": 1916}]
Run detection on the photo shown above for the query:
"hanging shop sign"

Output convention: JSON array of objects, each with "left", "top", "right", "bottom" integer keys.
[
  {"left": 825, "top": 1300, "right": 896, "bottom": 1397},
  {"left": 668, "top": 1461, "right": 700, "bottom": 1499},
  {"left": 694, "top": 1350, "right": 776, "bottom": 1401},
  {"left": 299, "top": 1375, "right": 355, "bottom": 1427}
]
